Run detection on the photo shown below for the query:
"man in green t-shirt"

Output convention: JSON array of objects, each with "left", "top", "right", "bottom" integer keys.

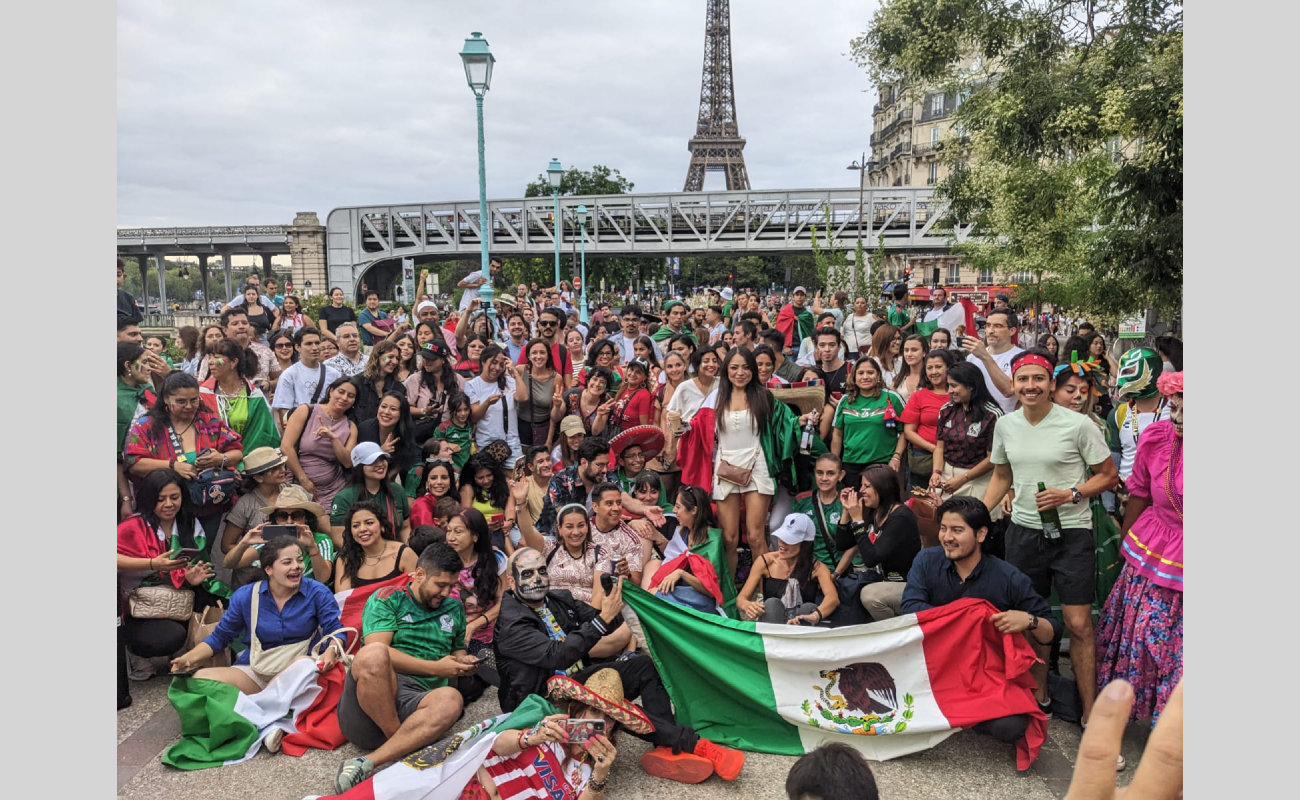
[
  {"left": 651, "top": 301, "right": 697, "bottom": 344},
  {"left": 334, "top": 544, "right": 481, "bottom": 793},
  {"left": 886, "top": 283, "right": 914, "bottom": 333},
  {"left": 982, "top": 347, "right": 1118, "bottom": 729}
]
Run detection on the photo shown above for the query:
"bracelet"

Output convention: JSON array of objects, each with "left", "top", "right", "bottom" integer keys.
[
  {"left": 149, "top": 558, "right": 155, "bottom": 571},
  {"left": 516, "top": 728, "right": 529, "bottom": 750},
  {"left": 587, "top": 776, "right": 609, "bottom": 794}
]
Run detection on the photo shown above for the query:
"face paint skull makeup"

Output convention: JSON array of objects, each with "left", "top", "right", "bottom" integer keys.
[
  {"left": 509, "top": 548, "right": 550, "bottom": 601},
  {"left": 1169, "top": 394, "right": 1183, "bottom": 436}
]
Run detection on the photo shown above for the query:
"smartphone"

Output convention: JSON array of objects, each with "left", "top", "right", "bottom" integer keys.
[
  {"left": 600, "top": 572, "right": 615, "bottom": 593},
  {"left": 564, "top": 718, "right": 606, "bottom": 743},
  {"left": 175, "top": 547, "right": 202, "bottom": 562},
  {"left": 490, "top": 513, "right": 505, "bottom": 526},
  {"left": 263, "top": 525, "right": 298, "bottom": 541}
]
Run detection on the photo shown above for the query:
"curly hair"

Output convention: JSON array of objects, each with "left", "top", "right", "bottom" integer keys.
[{"left": 339, "top": 500, "right": 399, "bottom": 583}]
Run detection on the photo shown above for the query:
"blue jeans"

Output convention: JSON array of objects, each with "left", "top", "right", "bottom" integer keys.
[{"left": 656, "top": 585, "right": 720, "bottom": 615}]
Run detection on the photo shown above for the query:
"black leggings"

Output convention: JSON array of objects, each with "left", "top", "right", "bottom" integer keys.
[{"left": 971, "top": 714, "right": 1030, "bottom": 743}]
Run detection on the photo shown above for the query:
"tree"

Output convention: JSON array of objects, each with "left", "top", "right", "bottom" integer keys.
[
  {"left": 852, "top": 0, "right": 1182, "bottom": 321},
  {"left": 524, "top": 164, "right": 634, "bottom": 198}
]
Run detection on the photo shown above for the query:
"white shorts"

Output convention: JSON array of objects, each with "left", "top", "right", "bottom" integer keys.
[{"left": 232, "top": 664, "right": 272, "bottom": 690}]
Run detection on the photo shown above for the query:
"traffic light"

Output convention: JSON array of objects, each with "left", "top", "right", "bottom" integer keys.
[{"left": 903, "top": 266, "right": 913, "bottom": 286}]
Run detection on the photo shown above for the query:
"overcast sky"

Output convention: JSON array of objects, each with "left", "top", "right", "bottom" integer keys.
[{"left": 117, "top": 0, "right": 881, "bottom": 228}]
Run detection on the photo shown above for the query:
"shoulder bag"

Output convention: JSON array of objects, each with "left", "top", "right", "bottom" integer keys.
[
  {"left": 166, "top": 422, "right": 238, "bottom": 511},
  {"left": 248, "top": 581, "right": 316, "bottom": 681},
  {"left": 128, "top": 584, "right": 194, "bottom": 621}
]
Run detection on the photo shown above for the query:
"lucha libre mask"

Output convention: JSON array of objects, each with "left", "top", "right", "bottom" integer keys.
[{"left": 1115, "top": 348, "right": 1163, "bottom": 400}]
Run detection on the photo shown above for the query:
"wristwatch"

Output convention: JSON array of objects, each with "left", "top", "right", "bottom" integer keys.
[
  {"left": 1028, "top": 614, "right": 1039, "bottom": 631},
  {"left": 1070, "top": 487, "right": 1083, "bottom": 504}
]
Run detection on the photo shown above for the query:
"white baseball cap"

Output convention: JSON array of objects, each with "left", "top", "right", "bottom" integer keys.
[
  {"left": 793, "top": 286, "right": 808, "bottom": 295},
  {"left": 772, "top": 513, "right": 816, "bottom": 546},
  {"left": 416, "top": 300, "right": 438, "bottom": 313},
  {"left": 350, "top": 442, "right": 390, "bottom": 466}
]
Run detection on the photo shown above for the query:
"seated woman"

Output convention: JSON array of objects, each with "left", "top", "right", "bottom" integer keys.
[
  {"left": 458, "top": 451, "right": 510, "bottom": 551},
  {"left": 356, "top": 390, "right": 421, "bottom": 479},
  {"left": 350, "top": 340, "right": 406, "bottom": 424},
  {"left": 282, "top": 376, "right": 359, "bottom": 512},
  {"left": 407, "top": 459, "right": 457, "bottom": 530},
  {"left": 169, "top": 537, "right": 346, "bottom": 714},
  {"left": 642, "top": 485, "right": 731, "bottom": 616},
  {"left": 222, "top": 445, "right": 332, "bottom": 559},
  {"left": 124, "top": 372, "right": 245, "bottom": 546},
  {"left": 223, "top": 485, "right": 335, "bottom": 585},
  {"left": 516, "top": 504, "right": 634, "bottom": 657},
  {"left": 552, "top": 415, "right": 585, "bottom": 472},
  {"left": 117, "top": 468, "right": 219, "bottom": 681},
  {"left": 198, "top": 339, "right": 280, "bottom": 457},
  {"left": 333, "top": 501, "right": 418, "bottom": 591},
  {"left": 444, "top": 508, "right": 508, "bottom": 698},
  {"left": 835, "top": 464, "right": 921, "bottom": 622},
  {"left": 329, "top": 442, "right": 412, "bottom": 544},
  {"left": 736, "top": 514, "right": 840, "bottom": 626},
  {"left": 505, "top": 446, "right": 553, "bottom": 551},
  {"left": 469, "top": 670, "right": 647, "bottom": 800}
]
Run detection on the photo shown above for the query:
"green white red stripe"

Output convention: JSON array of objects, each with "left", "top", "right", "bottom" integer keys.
[{"left": 622, "top": 584, "right": 1047, "bottom": 770}]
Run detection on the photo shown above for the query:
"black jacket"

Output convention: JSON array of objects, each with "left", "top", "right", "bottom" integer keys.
[
  {"left": 493, "top": 589, "right": 623, "bottom": 712},
  {"left": 835, "top": 504, "right": 921, "bottom": 582},
  {"left": 118, "top": 289, "right": 143, "bottom": 325}
]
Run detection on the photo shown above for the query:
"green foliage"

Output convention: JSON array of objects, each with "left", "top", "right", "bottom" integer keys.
[
  {"left": 809, "top": 206, "right": 853, "bottom": 296},
  {"left": 524, "top": 164, "right": 634, "bottom": 198},
  {"left": 303, "top": 293, "right": 342, "bottom": 321},
  {"left": 852, "top": 0, "right": 1182, "bottom": 319}
]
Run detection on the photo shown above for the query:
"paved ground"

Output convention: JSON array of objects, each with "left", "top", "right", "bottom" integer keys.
[{"left": 118, "top": 658, "right": 1148, "bottom": 800}]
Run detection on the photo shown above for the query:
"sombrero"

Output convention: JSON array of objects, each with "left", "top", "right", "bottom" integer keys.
[
  {"left": 772, "top": 385, "right": 826, "bottom": 416},
  {"left": 607, "top": 425, "right": 665, "bottom": 463},
  {"left": 546, "top": 669, "right": 654, "bottom": 735}
]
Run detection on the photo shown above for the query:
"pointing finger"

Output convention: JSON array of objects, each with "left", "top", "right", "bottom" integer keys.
[
  {"left": 1123, "top": 681, "right": 1183, "bottom": 800},
  {"left": 1065, "top": 680, "right": 1132, "bottom": 800}
]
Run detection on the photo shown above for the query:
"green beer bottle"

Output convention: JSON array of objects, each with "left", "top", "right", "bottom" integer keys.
[{"left": 1037, "top": 481, "right": 1062, "bottom": 539}]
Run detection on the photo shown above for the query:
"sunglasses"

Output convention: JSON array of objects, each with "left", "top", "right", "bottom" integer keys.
[
  {"left": 274, "top": 342, "right": 294, "bottom": 349},
  {"left": 538, "top": 320, "right": 558, "bottom": 327},
  {"left": 272, "top": 510, "right": 308, "bottom": 521}
]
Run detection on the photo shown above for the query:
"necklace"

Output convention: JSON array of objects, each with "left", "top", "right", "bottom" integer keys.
[
  {"left": 1164, "top": 435, "right": 1182, "bottom": 522},
  {"left": 363, "top": 544, "right": 390, "bottom": 565}
]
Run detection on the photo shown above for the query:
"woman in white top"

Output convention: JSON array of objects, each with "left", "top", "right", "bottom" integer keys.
[
  {"left": 841, "top": 296, "right": 878, "bottom": 356},
  {"left": 712, "top": 347, "right": 775, "bottom": 574},
  {"left": 661, "top": 346, "right": 721, "bottom": 465}
]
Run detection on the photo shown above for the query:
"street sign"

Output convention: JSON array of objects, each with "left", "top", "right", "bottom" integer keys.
[
  {"left": 1118, "top": 314, "right": 1147, "bottom": 339},
  {"left": 673, "top": 257, "right": 680, "bottom": 276},
  {"left": 574, "top": 277, "right": 582, "bottom": 290}
]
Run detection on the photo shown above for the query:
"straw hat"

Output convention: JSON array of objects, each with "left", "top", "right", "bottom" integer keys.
[
  {"left": 771, "top": 385, "right": 826, "bottom": 417},
  {"left": 546, "top": 669, "right": 654, "bottom": 735},
  {"left": 243, "top": 447, "right": 287, "bottom": 475},
  {"left": 260, "top": 484, "right": 326, "bottom": 518}
]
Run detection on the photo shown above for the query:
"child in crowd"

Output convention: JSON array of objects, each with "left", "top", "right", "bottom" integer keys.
[{"left": 435, "top": 394, "right": 474, "bottom": 472}]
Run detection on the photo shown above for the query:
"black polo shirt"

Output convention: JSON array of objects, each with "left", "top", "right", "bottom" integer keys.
[{"left": 899, "top": 548, "right": 1054, "bottom": 633}]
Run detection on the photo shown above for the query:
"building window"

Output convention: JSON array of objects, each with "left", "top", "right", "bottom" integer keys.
[
  {"left": 978, "top": 267, "right": 993, "bottom": 285},
  {"left": 1106, "top": 136, "right": 1123, "bottom": 164},
  {"left": 930, "top": 93, "right": 944, "bottom": 116},
  {"left": 927, "top": 163, "right": 938, "bottom": 185},
  {"left": 931, "top": 127, "right": 939, "bottom": 144},
  {"left": 947, "top": 263, "right": 961, "bottom": 284}
]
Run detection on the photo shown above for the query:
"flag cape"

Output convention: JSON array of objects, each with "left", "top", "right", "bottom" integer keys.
[
  {"left": 163, "top": 658, "right": 336, "bottom": 769},
  {"left": 915, "top": 300, "right": 976, "bottom": 339},
  {"left": 304, "top": 695, "right": 557, "bottom": 800},
  {"left": 334, "top": 573, "right": 412, "bottom": 650},
  {"left": 623, "top": 585, "right": 1047, "bottom": 770}
]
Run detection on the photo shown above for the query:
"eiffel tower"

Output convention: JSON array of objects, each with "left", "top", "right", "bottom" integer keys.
[{"left": 683, "top": 0, "right": 751, "bottom": 192}]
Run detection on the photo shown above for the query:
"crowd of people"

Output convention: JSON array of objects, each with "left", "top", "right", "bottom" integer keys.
[{"left": 116, "top": 257, "right": 1183, "bottom": 797}]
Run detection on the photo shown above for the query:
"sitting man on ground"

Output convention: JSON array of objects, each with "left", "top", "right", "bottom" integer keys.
[
  {"left": 334, "top": 544, "right": 480, "bottom": 792},
  {"left": 494, "top": 547, "right": 746, "bottom": 785},
  {"left": 899, "top": 496, "right": 1055, "bottom": 748}
]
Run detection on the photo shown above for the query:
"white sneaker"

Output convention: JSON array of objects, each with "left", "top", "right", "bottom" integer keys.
[
  {"left": 264, "top": 727, "right": 285, "bottom": 753},
  {"left": 127, "top": 651, "right": 155, "bottom": 682}
]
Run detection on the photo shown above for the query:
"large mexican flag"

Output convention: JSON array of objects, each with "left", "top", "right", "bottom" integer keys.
[{"left": 623, "top": 584, "right": 1047, "bottom": 770}]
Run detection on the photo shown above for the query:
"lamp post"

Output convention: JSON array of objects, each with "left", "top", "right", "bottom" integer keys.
[
  {"left": 547, "top": 158, "right": 563, "bottom": 289},
  {"left": 576, "top": 204, "right": 588, "bottom": 324},
  {"left": 460, "top": 31, "right": 497, "bottom": 329},
  {"left": 847, "top": 152, "right": 867, "bottom": 294}
]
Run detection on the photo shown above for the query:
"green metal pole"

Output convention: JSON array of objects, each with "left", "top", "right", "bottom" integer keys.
[
  {"left": 580, "top": 218, "right": 588, "bottom": 324},
  {"left": 475, "top": 92, "right": 495, "bottom": 329},
  {"left": 552, "top": 188, "right": 561, "bottom": 289}
]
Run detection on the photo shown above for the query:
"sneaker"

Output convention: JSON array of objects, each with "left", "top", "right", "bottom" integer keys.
[
  {"left": 1037, "top": 698, "right": 1053, "bottom": 720},
  {"left": 335, "top": 757, "right": 374, "bottom": 793},
  {"left": 127, "top": 652, "right": 155, "bottom": 682},
  {"left": 640, "top": 746, "right": 714, "bottom": 784},
  {"left": 694, "top": 738, "right": 745, "bottom": 781},
  {"left": 264, "top": 727, "right": 285, "bottom": 754}
]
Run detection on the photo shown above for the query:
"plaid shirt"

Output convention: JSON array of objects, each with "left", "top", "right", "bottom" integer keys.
[{"left": 124, "top": 409, "right": 242, "bottom": 467}]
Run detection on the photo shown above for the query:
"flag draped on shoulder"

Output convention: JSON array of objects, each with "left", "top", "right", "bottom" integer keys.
[
  {"left": 676, "top": 386, "right": 718, "bottom": 492},
  {"left": 303, "top": 695, "right": 557, "bottom": 800},
  {"left": 335, "top": 573, "right": 411, "bottom": 649},
  {"left": 622, "top": 585, "right": 1047, "bottom": 770}
]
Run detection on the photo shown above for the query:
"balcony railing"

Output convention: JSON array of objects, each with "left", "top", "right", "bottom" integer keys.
[
  {"left": 891, "top": 140, "right": 912, "bottom": 160},
  {"left": 880, "top": 110, "right": 914, "bottom": 141}
]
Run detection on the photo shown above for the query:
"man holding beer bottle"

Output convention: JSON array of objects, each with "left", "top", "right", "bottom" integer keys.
[{"left": 981, "top": 348, "right": 1118, "bottom": 727}]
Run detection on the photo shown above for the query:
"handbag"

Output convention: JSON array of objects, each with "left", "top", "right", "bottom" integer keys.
[
  {"left": 165, "top": 422, "right": 237, "bottom": 511},
  {"left": 128, "top": 584, "right": 194, "bottom": 621},
  {"left": 908, "top": 489, "right": 942, "bottom": 550},
  {"left": 186, "top": 602, "right": 231, "bottom": 669},
  {"left": 716, "top": 460, "right": 753, "bottom": 487},
  {"left": 907, "top": 447, "right": 934, "bottom": 477}
]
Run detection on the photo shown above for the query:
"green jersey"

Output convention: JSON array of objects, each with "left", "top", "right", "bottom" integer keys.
[
  {"left": 832, "top": 391, "right": 905, "bottom": 465},
  {"left": 887, "top": 303, "right": 910, "bottom": 329},
  {"left": 434, "top": 422, "right": 474, "bottom": 472},
  {"left": 362, "top": 588, "right": 467, "bottom": 691},
  {"left": 330, "top": 484, "right": 411, "bottom": 531}
]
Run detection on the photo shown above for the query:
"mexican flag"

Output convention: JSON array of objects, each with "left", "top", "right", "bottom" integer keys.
[
  {"left": 305, "top": 695, "right": 557, "bottom": 800},
  {"left": 163, "top": 575, "right": 413, "bottom": 769},
  {"left": 623, "top": 585, "right": 1047, "bottom": 770},
  {"left": 915, "top": 298, "right": 977, "bottom": 339},
  {"left": 164, "top": 659, "right": 344, "bottom": 769}
]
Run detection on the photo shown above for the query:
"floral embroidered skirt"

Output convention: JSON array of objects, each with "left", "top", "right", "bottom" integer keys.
[{"left": 1095, "top": 561, "right": 1183, "bottom": 724}]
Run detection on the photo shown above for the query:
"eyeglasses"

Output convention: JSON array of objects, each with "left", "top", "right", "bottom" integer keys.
[
  {"left": 272, "top": 510, "right": 308, "bottom": 521},
  {"left": 170, "top": 397, "right": 202, "bottom": 407}
]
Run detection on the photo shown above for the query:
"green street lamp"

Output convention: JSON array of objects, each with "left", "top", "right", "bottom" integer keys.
[
  {"left": 547, "top": 158, "right": 563, "bottom": 289},
  {"left": 460, "top": 31, "right": 497, "bottom": 327},
  {"left": 577, "top": 204, "right": 588, "bottom": 324}
]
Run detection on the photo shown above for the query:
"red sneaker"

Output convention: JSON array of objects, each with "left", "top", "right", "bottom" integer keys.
[
  {"left": 694, "top": 738, "right": 745, "bottom": 781},
  {"left": 640, "top": 746, "right": 714, "bottom": 784}
]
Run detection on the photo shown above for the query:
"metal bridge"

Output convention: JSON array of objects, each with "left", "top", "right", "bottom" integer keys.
[{"left": 326, "top": 186, "right": 973, "bottom": 291}]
